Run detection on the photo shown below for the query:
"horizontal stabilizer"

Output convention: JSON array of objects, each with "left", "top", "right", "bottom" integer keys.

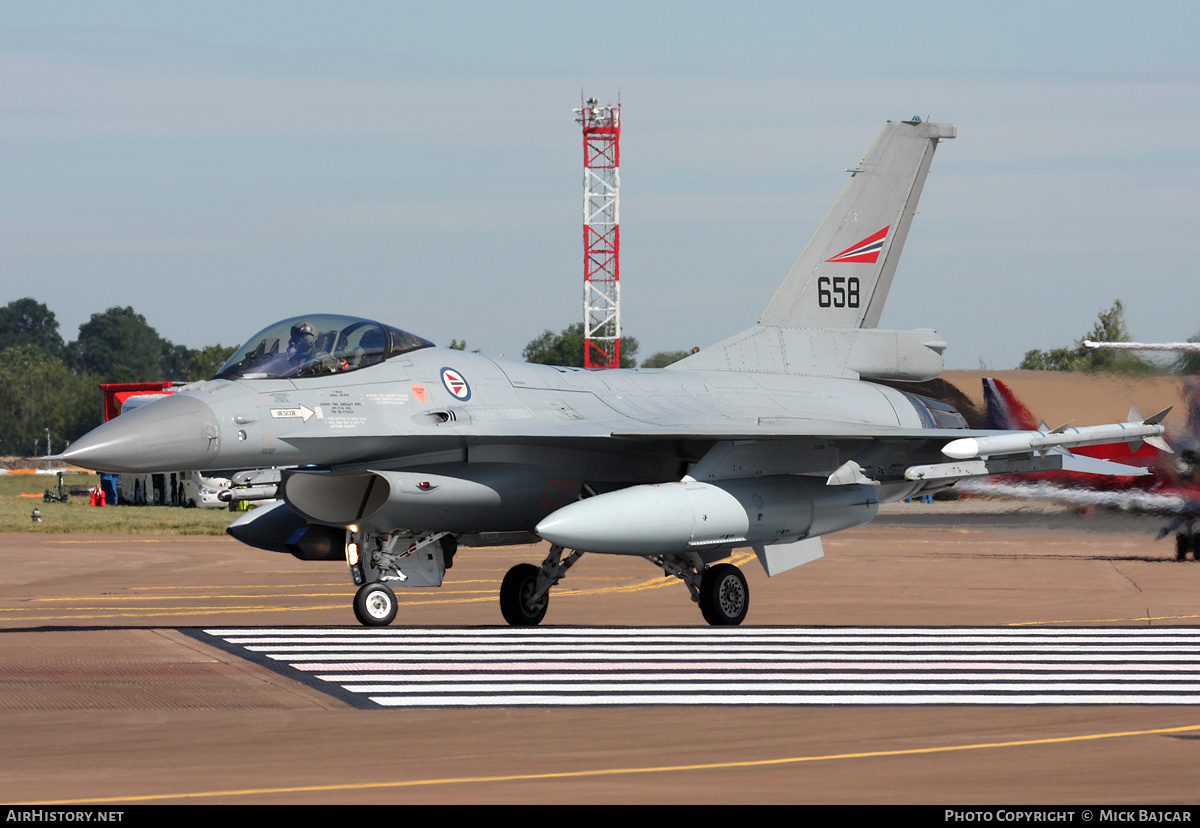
[{"left": 675, "top": 326, "right": 946, "bottom": 379}]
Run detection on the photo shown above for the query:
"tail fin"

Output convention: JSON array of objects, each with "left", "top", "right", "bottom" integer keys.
[{"left": 759, "top": 119, "right": 955, "bottom": 329}]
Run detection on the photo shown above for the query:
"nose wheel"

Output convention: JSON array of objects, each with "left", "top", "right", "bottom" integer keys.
[{"left": 354, "top": 582, "right": 398, "bottom": 626}]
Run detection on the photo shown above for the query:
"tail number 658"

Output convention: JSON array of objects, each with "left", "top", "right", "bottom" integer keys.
[{"left": 817, "top": 276, "right": 860, "bottom": 308}]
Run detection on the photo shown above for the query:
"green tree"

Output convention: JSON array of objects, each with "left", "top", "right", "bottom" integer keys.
[
  {"left": 0, "top": 298, "right": 65, "bottom": 357},
  {"left": 523, "top": 323, "right": 639, "bottom": 368},
  {"left": 160, "top": 341, "right": 194, "bottom": 380},
  {"left": 1018, "top": 347, "right": 1086, "bottom": 372},
  {"left": 68, "top": 306, "right": 165, "bottom": 382},
  {"left": 1171, "top": 336, "right": 1200, "bottom": 375},
  {"left": 0, "top": 346, "right": 100, "bottom": 456},
  {"left": 1019, "top": 299, "right": 1157, "bottom": 374},
  {"left": 186, "top": 344, "right": 238, "bottom": 381},
  {"left": 641, "top": 350, "right": 691, "bottom": 368}
]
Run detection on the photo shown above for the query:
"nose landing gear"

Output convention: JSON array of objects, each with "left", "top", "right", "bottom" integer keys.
[{"left": 354, "top": 582, "right": 398, "bottom": 626}]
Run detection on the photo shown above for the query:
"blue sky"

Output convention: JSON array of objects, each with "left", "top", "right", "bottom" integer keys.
[{"left": 4, "top": 2, "right": 1200, "bottom": 369}]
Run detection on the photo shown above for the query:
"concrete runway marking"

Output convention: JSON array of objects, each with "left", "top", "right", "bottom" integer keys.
[{"left": 192, "top": 626, "right": 1200, "bottom": 708}]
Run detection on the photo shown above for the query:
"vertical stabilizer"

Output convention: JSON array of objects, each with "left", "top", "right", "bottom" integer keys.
[
  {"left": 759, "top": 119, "right": 954, "bottom": 329},
  {"left": 983, "top": 378, "right": 1040, "bottom": 431}
]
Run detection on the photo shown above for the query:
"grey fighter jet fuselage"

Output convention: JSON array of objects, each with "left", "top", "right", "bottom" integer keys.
[{"left": 61, "top": 119, "right": 1165, "bottom": 627}]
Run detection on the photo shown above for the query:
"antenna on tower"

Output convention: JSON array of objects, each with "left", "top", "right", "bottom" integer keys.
[{"left": 573, "top": 94, "right": 621, "bottom": 369}]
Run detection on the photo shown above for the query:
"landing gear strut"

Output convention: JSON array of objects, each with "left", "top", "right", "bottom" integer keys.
[
  {"left": 499, "top": 544, "right": 583, "bottom": 626},
  {"left": 657, "top": 553, "right": 750, "bottom": 626},
  {"left": 345, "top": 531, "right": 452, "bottom": 626}
]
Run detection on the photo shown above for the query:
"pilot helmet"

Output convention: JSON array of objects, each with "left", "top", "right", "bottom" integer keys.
[{"left": 290, "top": 321, "right": 317, "bottom": 349}]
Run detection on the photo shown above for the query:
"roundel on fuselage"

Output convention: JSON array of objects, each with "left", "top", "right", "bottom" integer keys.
[{"left": 440, "top": 367, "right": 471, "bottom": 401}]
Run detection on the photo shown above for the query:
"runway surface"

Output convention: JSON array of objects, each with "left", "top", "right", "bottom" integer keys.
[
  {"left": 4, "top": 504, "right": 1200, "bottom": 804},
  {"left": 196, "top": 626, "right": 1200, "bottom": 707}
]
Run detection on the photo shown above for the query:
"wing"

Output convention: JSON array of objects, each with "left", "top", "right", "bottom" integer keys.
[{"left": 614, "top": 409, "right": 1168, "bottom": 488}]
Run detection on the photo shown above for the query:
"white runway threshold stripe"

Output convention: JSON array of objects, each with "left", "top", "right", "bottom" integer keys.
[{"left": 193, "top": 627, "right": 1200, "bottom": 709}]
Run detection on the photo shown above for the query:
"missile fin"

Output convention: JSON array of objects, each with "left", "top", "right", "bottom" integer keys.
[
  {"left": 1146, "top": 435, "right": 1174, "bottom": 453},
  {"left": 1145, "top": 407, "right": 1172, "bottom": 426}
]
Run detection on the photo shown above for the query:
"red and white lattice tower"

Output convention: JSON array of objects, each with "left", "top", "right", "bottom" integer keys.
[{"left": 574, "top": 96, "right": 621, "bottom": 369}]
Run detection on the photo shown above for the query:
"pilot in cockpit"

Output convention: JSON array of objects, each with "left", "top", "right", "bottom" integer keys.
[{"left": 287, "top": 321, "right": 337, "bottom": 374}]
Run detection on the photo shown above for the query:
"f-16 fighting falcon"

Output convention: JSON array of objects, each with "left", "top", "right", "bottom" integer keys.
[{"left": 60, "top": 119, "right": 1168, "bottom": 627}]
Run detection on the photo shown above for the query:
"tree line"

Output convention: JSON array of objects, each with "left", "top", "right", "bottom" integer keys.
[
  {"left": 1019, "top": 299, "right": 1199, "bottom": 374},
  {"left": 0, "top": 299, "right": 236, "bottom": 457},
  {"left": 522, "top": 322, "right": 694, "bottom": 369}
]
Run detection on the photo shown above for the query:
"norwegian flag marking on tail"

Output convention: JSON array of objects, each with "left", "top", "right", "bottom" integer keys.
[{"left": 826, "top": 226, "right": 889, "bottom": 264}]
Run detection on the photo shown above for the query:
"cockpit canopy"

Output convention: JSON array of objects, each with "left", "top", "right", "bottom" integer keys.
[{"left": 215, "top": 314, "right": 434, "bottom": 380}]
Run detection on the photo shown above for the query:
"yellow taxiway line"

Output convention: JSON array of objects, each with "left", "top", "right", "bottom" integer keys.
[{"left": 24, "top": 722, "right": 1200, "bottom": 804}]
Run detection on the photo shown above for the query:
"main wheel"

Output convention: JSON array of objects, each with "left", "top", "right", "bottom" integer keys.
[
  {"left": 500, "top": 563, "right": 548, "bottom": 626},
  {"left": 354, "top": 582, "right": 397, "bottom": 626},
  {"left": 1178, "top": 533, "right": 1191, "bottom": 562},
  {"left": 698, "top": 563, "right": 749, "bottom": 626}
]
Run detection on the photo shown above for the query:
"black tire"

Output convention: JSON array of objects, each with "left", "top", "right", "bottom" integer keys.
[
  {"left": 499, "top": 563, "right": 548, "bottom": 626},
  {"left": 698, "top": 563, "right": 749, "bottom": 626},
  {"left": 1176, "top": 534, "right": 1189, "bottom": 561},
  {"left": 354, "top": 582, "right": 397, "bottom": 626},
  {"left": 1190, "top": 533, "right": 1200, "bottom": 561}
]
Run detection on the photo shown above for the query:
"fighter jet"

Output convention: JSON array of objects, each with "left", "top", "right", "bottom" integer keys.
[
  {"left": 967, "top": 376, "right": 1198, "bottom": 559},
  {"left": 60, "top": 119, "right": 1168, "bottom": 627}
]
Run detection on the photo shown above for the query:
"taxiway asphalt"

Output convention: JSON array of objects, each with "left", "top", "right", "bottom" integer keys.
[{"left": 2, "top": 504, "right": 1199, "bottom": 804}]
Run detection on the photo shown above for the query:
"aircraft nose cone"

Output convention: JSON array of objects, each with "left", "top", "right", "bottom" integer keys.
[{"left": 61, "top": 394, "right": 221, "bottom": 473}]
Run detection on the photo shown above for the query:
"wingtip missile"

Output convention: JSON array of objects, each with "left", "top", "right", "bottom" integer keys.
[{"left": 942, "top": 415, "right": 1169, "bottom": 461}]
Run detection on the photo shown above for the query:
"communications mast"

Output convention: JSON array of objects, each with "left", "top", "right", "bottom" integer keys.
[{"left": 574, "top": 96, "right": 621, "bottom": 369}]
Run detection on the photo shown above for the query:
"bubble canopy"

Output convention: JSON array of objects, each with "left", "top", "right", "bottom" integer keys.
[{"left": 215, "top": 314, "right": 434, "bottom": 380}]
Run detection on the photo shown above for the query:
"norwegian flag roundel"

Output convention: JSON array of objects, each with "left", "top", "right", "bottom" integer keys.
[{"left": 440, "top": 367, "right": 471, "bottom": 401}]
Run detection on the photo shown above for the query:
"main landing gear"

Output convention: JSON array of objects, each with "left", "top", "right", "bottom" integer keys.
[
  {"left": 1164, "top": 517, "right": 1200, "bottom": 562},
  {"left": 496, "top": 547, "right": 751, "bottom": 627},
  {"left": 499, "top": 545, "right": 583, "bottom": 626},
  {"left": 346, "top": 532, "right": 753, "bottom": 627},
  {"left": 697, "top": 563, "right": 750, "bottom": 626},
  {"left": 1175, "top": 531, "right": 1200, "bottom": 562},
  {"left": 656, "top": 554, "right": 750, "bottom": 626}
]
